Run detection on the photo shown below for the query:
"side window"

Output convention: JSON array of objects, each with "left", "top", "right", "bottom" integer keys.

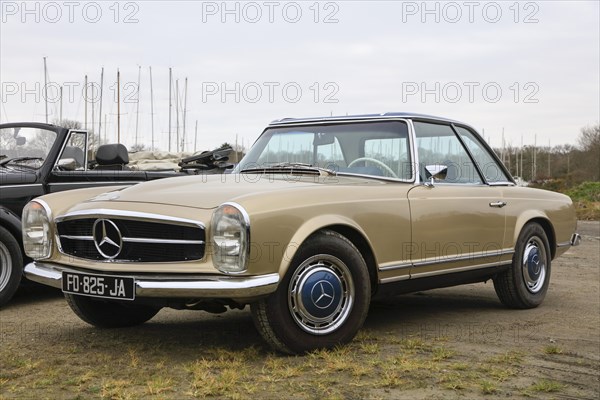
[
  {"left": 414, "top": 122, "right": 481, "bottom": 184},
  {"left": 58, "top": 132, "right": 87, "bottom": 170},
  {"left": 455, "top": 126, "right": 510, "bottom": 183}
]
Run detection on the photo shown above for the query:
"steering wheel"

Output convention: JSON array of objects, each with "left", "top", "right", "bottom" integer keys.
[{"left": 348, "top": 157, "right": 398, "bottom": 178}]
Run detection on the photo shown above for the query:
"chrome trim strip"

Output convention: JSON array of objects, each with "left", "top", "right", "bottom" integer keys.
[
  {"left": 48, "top": 181, "right": 143, "bottom": 186},
  {"left": 60, "top": 235, "right": 94, "bottom": 241},
  {"left": 0, "top": 183, "right": 43, "bottom": 189},
  {"left": 557, "top": 241, "right": 570, "bottom": 248},
  {"left": 412, "top": 249, "right": 514, "bottom": 268},
  {"left": 58, "top": 235, "right": 204, "bottom": 245},
  {"left": 123, "top": 237, "right": 205, "bottom": 245},
  {"left": 24, "top": 262, "right": 279, "bottom": 299},
  {"left": 379, "top": 274, "right": 411, "bottom": 284},
  {"left": 410, "top": 260, "right": 508, "bottom": 279},
  {"left": 56, "top": 209, "right": 206, "bottom": 229},
  {"left": 378, "top": 262, "right": 412, "bottom": 272}
]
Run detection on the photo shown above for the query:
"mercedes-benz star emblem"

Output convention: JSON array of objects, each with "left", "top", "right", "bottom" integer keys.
[
  {"left": 93, "top": 219, "right": 123, "bottom": 259},
  {"left": 311, "top": 280, "right": 335, "bottom": 309}
]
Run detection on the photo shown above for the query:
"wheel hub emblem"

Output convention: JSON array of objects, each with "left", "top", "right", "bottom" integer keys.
[
  {"left": 93, "top": 219, "right": 122, "bottom": 259},
  {"left": 311, "top": 280, "right": 335, "bottom": 309}
]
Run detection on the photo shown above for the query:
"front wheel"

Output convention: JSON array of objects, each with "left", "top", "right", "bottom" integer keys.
[
  {"left": 493, "top": 223, "right": 552, "bottom": 309},
  {"left": 0, "top": 226, "right": 23, "bottom": 307},
  {"left": 65, "top": 293, "right": 161, "bottom": 328},
  {"left": 251, "top": 230, "right": 371, "bottom": 354}
]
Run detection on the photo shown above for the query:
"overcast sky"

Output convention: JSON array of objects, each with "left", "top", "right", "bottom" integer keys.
[{"left": 1, "top": 0, "right": 599, "bottom": 151}]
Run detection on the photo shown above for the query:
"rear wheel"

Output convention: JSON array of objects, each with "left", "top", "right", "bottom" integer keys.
[
  {"left": 494, "top": 223, "right": 551, "bottom": 309},
  {"left": 65, "top": 293, "right": 160, "bottom": 328},
  {"left": 0, "top": 226, "right": 23, "bottom": 307},
  {"left": 251, "top": 230, "right": 371, "bottom": 354}
]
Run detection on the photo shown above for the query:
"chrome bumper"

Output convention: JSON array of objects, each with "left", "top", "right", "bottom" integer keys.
[
  {"left": 570, "top": 233, "right": 581, "bottom": 246},
  {"left": 24, "top": 262, "right": 280, "bottom": 299}
]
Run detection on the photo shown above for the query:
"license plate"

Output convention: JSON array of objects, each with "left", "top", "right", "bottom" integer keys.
[{"left": 62, "top": 271, "right": 135, "bottom": 300}]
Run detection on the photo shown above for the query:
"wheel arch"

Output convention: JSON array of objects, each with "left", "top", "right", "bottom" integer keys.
[
  {"left": 277, "top": 216, "right": 379, "bottom": 295},
  {"left": 0, "top": 206, "right": 23, "bottom": 251},
  {"left": 514, "top": 213, "right": 556, "bottom": 259}
]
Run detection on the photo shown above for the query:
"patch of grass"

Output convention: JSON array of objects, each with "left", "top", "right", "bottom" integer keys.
[
  {"left": 530, "top": 379, "right": 564, "bottom": 392},
  {"left": 543, "top": 345, "right": 563, "bottom": 355},
  {"left": 101, "top": 379, "right": 135, "bottom": 400},
  {"left": 432, "top": 347, "right": 455, "bottom": 361},
  {"left": 146, "top": 377, "right": 174, "bottom": 395},
  {"left": 440, "top": 372, "right": 465, "bottom": 391},
  {"left": 379, "top": 365, "right": 404, "bottom": 388},
  {"left": 479, "top": 380, "right": 498, "bottom": 394},
  {"left": 307, "top": 347, "right": 354, "bottom": 372},
  {"left": 488, "top": 351, "right": 523, "bottom": 365},
  {"left": 359, "top": 342, "right": 379, "bottom": 354},
  {"left": 399, "top": 337, "right": 429, "bottom": 352}
]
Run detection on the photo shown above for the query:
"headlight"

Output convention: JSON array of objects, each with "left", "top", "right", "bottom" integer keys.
[
  {"left": 211, "top": 202, "right": 250, "bottom": 273},
  {"left": 22, "top": 200, "right": 52, "bottom": 259}
]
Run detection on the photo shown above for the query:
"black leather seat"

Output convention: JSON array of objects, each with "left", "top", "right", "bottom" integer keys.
[{"left": 95, "top": 144, "right": 130, "bottom": 170}]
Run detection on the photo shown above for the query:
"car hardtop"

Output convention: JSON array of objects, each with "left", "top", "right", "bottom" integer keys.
[{"left": 269, "top": 112, "right": 465, "bottom": 126}]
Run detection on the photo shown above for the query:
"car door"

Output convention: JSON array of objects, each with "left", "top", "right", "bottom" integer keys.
[{"left": 407, "top": 121, "right": 511, "bottom": 278}]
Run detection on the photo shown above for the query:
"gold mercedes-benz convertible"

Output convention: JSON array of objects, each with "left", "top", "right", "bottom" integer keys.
[{"left": 23, "top": 113, "right": 580, "bottom": 354}]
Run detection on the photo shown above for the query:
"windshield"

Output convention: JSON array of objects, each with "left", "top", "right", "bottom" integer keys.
[
  {"left": 236, "top": 121, "right": 413, "bottom": 180},
  {"left": 0, "top": 127, "right": 58, "bottom": 169}
]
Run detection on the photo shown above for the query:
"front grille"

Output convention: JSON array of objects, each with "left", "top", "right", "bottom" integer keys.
[{"left": 57, "top": 217, "right": 205, "bottom": 262}]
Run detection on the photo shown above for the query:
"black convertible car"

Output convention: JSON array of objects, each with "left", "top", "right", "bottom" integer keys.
[{"left": 0, "top": 122, "right": 232, "bottom": 306}]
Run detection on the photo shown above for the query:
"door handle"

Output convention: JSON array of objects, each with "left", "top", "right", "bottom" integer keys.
[{"left": 489, "top": 201, "right": 507, "bottom": 208}]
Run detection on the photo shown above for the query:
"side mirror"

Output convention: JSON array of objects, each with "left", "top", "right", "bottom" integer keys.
[
  {"left": 56, "top": 158, "right": 77, "bottom": 171},
  {"left": 424, "top": 164, "right": 448, "bottom": 186},
  {"left": 16, "top": 137, "right": 26, "bottom": 146}
]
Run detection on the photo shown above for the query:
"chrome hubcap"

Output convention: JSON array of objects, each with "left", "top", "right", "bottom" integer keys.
[
  {"left": 288, "top": 255, "right": 354, "bottom": 335},
  {"left": 0, "top": 241, "right": 12, "bottom": 291},
  {"left": 522, "top": 236, "right": 547, "bottom": 294}
]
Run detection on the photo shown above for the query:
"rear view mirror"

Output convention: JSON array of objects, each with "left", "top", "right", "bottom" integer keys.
[
  {"left": 16, "top": 137, "right": 26, "bottom": 146},
  {"left": 313, "top": 132, "right": 335, "bottom": 146}
]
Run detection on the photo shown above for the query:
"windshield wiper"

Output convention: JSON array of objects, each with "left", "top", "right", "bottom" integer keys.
[
  {"left": 0, "top": 156, "right": 44, "bottom": 167},
  {"left": 241, "top": 162, "right": 336, "bottom": 176}
]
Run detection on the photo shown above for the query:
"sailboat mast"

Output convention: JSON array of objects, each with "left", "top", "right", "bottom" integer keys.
[
  {"left": 182, "top": 77, "right": 187, "bottom": 152},
  {"left": 135, "top": 66, "right": 141, "bottom": 147},
  {"left": 84, "top": 74, "right": 88, "bottom": 130},
  {"left": 168, "top": 67, "right": 172, "bottom": 152},
  {"left": 176, "top": 79, "right": 179, "bottom": 152},
  {"left": 149, "top": 66, "right": 155, "bottom": 151},
  {"left": 194, "top": 120, "right": 198, "bottom": 152},
  {"left": 43, "top": 57, "right": 48, "bottom": 123},
  {"left": 117, "top": 69, "right": 121, "bottom": 143},
  {"left": 98, "top": 67, "right": 104, "bottom": 142}
]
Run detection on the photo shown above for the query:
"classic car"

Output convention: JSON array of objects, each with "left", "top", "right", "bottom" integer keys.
[
  {"left": 0, "top": 122, "right": 231, "bottom": 306},
  {"left": 22, "top": 113, "right": 580, "bottom": 354}
]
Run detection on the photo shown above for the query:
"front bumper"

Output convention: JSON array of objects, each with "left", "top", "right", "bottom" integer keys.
[{"left": 24, "top": 261, "right": 280, "bottom": 299}]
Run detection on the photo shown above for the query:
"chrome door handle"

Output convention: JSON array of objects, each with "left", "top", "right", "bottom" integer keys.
[{"left": 489, "top": 201, "right": 507, "bottom": 208}]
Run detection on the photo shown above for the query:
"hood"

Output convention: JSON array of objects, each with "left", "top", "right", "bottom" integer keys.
[{"left": 86, "top": 173, "right": 379, "bottom": 209}]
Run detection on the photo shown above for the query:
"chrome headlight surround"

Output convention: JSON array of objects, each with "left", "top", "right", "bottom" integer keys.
[
  {"left": 211, "top": 202, "right": 250, "bottom": 273},
  {"left": 22, "top": 200, "right": 52, "bottom": 260}
]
